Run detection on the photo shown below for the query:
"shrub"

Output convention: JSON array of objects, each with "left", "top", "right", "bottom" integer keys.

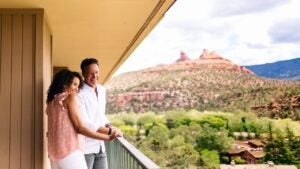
[{"left": 232, "top": 157, "right": 247, "bottom": 164}]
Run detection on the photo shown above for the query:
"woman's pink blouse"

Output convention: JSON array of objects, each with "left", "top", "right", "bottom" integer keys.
[{"left": 46, "top": 92, "right": 84, "bottom": 161}]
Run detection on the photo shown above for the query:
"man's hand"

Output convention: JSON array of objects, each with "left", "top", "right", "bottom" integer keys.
[{"left": 111, "top": 126, "right": 123, "bottom": 137}]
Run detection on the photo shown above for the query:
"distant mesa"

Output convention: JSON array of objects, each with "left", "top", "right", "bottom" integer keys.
[
  {"left": 161, "top": 49, "right": 254, "bottom": 75},
  {"left": 199, "top": 48, "right": 224, "bottom": 60},
  {"left": 197, "top": 49, "right": 254, "bottom": 74}
]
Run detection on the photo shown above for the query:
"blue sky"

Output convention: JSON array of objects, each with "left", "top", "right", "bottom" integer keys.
[{"left": 114, "top": 0, "right": 300, "bottom": 76}]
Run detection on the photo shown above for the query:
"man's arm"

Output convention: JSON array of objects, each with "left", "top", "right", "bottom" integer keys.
[{"left": 101, "top": 86, "right": 123, "bottom": 137}]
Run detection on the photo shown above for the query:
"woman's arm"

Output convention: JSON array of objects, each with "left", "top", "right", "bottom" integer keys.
[
  {"left": 96, "top": 126, "right": 122, "bottom": 137},
  {"left": 67, "top": 93, "right": 115, "bottom": 141}
]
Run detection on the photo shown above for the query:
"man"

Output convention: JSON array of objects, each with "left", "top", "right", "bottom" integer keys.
[{"left": 77, "top": 58, "right": 122, "bottom": 169}]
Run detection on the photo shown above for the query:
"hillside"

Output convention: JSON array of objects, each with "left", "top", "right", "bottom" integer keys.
[
  {"left": 246, "top": 58, "right": 300, "bottom": 80},
  {"left": 105, "top": 50, "right": 300, "bottom": 119}
]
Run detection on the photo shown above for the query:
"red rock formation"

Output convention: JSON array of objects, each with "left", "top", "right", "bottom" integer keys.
[
  {"left": 199, "top": 49, "right": 224, "bottom": 60},
  {"left": 197, "top": 49, "right": 254, "bottom": 74},
  {"left": 251, "top": 94, "right": 300, "bottom": 120},
  {"left": 144, "top": 49, "right": 254, "bottom": 75},
  {"left": 176, "top": 51, "right": 191, "bottom": 62},
  {"left": 107, "top": 90, "right": 167, "bottom": 110}
]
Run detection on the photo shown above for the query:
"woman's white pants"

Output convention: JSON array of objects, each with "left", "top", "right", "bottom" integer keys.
[{"left": 50, "top": 150, "right": 87, "bottom": 169}]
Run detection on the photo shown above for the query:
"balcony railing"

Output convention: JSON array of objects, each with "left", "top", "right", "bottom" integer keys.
[{"left": 105, "top": 137, "right": 160, "bottom": 169}]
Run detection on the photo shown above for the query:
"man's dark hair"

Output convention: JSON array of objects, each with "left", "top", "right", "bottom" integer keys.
[{"left": 80, "top": 58, "right": 99, "bottom": 75}]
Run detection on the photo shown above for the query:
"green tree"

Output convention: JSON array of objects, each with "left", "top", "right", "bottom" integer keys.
[
  {"left": 166, "top": 118, "right": 175, "bottom": 129},
  {"left": 137, "top": 113, "right": 156, "bottom": 128},
  {"left": 122, "top": 115, "right": 136, "bottom": 126},
  {"left": 285, "top": 126, "right": 300, "bottom": 166},
  {"left": 169, "top": 125, "right": 195, "bottom": 144},
  {"left": 195, "top": 116, "right": 226, "bottom": 129},
  {"left": 118, "top": 125, "right": 138, "bottom": 142},
  {"left": 267, "top": 122, "right": 274, "bottom": 142},
  {"left": 247, "top": 121, "right": 262, "bottom": 138},
  {"left": 291, "top": 140, "right": 300, "bottom": 167},
  {"left": 166, "top": 137, "right": 199, "bottom": 168},
  {"left": 199, "top": 149, "right": 220, "bottom": 169},
  {"left": 147, "top": 124, "right": 169, "bottom": 152},
  {"left": 264, "top": 126, "right": 295, "bottom": 164},
  {"left": 195, "top": 124, "right": 233, "bottom": 153},
  {"left": 286, "top": 125, "right": 295, "bottom": 146},
  {"left": 175, "top": 118, "right": 192, "bottom": 126}
]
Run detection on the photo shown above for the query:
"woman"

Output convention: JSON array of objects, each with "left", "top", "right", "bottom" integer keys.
[{"left": 46, "top": 69, "right": 115, "bottom": 169}]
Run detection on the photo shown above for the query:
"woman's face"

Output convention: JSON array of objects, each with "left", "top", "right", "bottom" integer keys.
[{"left": 64, "top": 77, "right": 80, "bottom": 93}]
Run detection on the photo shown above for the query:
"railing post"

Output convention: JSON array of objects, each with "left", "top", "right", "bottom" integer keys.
[{"left": 105, "top": 137, "right": 160, "bottom": 169}]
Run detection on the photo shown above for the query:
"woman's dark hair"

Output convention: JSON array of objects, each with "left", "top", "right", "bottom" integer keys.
[
  {"left": 46, "top": 69, "right": 83, "bottom": 103},
  {"left": 80, "top": 58, "right": 99, "bottom": 75}
]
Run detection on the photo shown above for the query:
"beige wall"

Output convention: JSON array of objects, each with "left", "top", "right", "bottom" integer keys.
[
  {"left": 0, "top": 9, "right": 51, "bottom": 169},
  {"left": 43, "top": 19, "right": 52, "bottom": 169}
]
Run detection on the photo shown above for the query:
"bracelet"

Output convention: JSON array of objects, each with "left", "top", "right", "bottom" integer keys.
[{"left": 108, "top": 127, "right": 112, "bottom": 135}]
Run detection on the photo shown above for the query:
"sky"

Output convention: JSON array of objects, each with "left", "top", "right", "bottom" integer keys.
[{"left": 113, "top": 0, "right": 300, "bottom": 76}]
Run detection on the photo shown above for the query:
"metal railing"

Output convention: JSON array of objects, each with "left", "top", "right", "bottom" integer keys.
[{"left": 105, "top": 137, "right": 160, "bottom": 169}]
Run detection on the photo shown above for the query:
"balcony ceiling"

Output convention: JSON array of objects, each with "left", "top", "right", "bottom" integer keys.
[{"left": 0, "top": 0, "right": 175, "bottom": 83}]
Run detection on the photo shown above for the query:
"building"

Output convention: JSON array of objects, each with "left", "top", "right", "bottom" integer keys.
[{"left": 226, "top": 139, "right": 266, "bottom": 164}]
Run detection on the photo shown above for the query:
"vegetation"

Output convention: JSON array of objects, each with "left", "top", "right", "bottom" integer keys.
[
  {"left": 107, "top": 110, "right": 300, "bottom": 168},
  {"left": 104, "top": 59, "right": 300, "bottom": 168},
  {"left": 264, "top": 123, "right": 300, "bottom": 168}
]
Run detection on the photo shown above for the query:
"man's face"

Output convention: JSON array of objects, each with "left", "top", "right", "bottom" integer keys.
[{"left": 83, "top": 63, "right": 99, "bottom": 88}]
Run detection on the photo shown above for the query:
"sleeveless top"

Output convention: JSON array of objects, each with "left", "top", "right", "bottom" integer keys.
[{"left": 46, "top": 92, "right": 84, "bottom": 161}]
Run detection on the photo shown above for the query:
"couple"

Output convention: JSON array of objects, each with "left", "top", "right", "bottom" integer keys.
[{"left": 46, "top": 58, "right": 122, "bottom": 169}]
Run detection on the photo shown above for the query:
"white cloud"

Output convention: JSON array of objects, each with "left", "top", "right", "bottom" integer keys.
[
  {"left": 113, "top": 0, "right": 300, "bottom": 76},
  {"left": 269, "top": 18, "right": 300, "bottom": 43},
  {"left": 211, "top": 0, "right": 291, "bottom": 17}
]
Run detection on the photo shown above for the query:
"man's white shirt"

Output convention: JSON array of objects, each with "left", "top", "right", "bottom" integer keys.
[{"left": 77, "top": 83, "right": 109, "bottom": 154}]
